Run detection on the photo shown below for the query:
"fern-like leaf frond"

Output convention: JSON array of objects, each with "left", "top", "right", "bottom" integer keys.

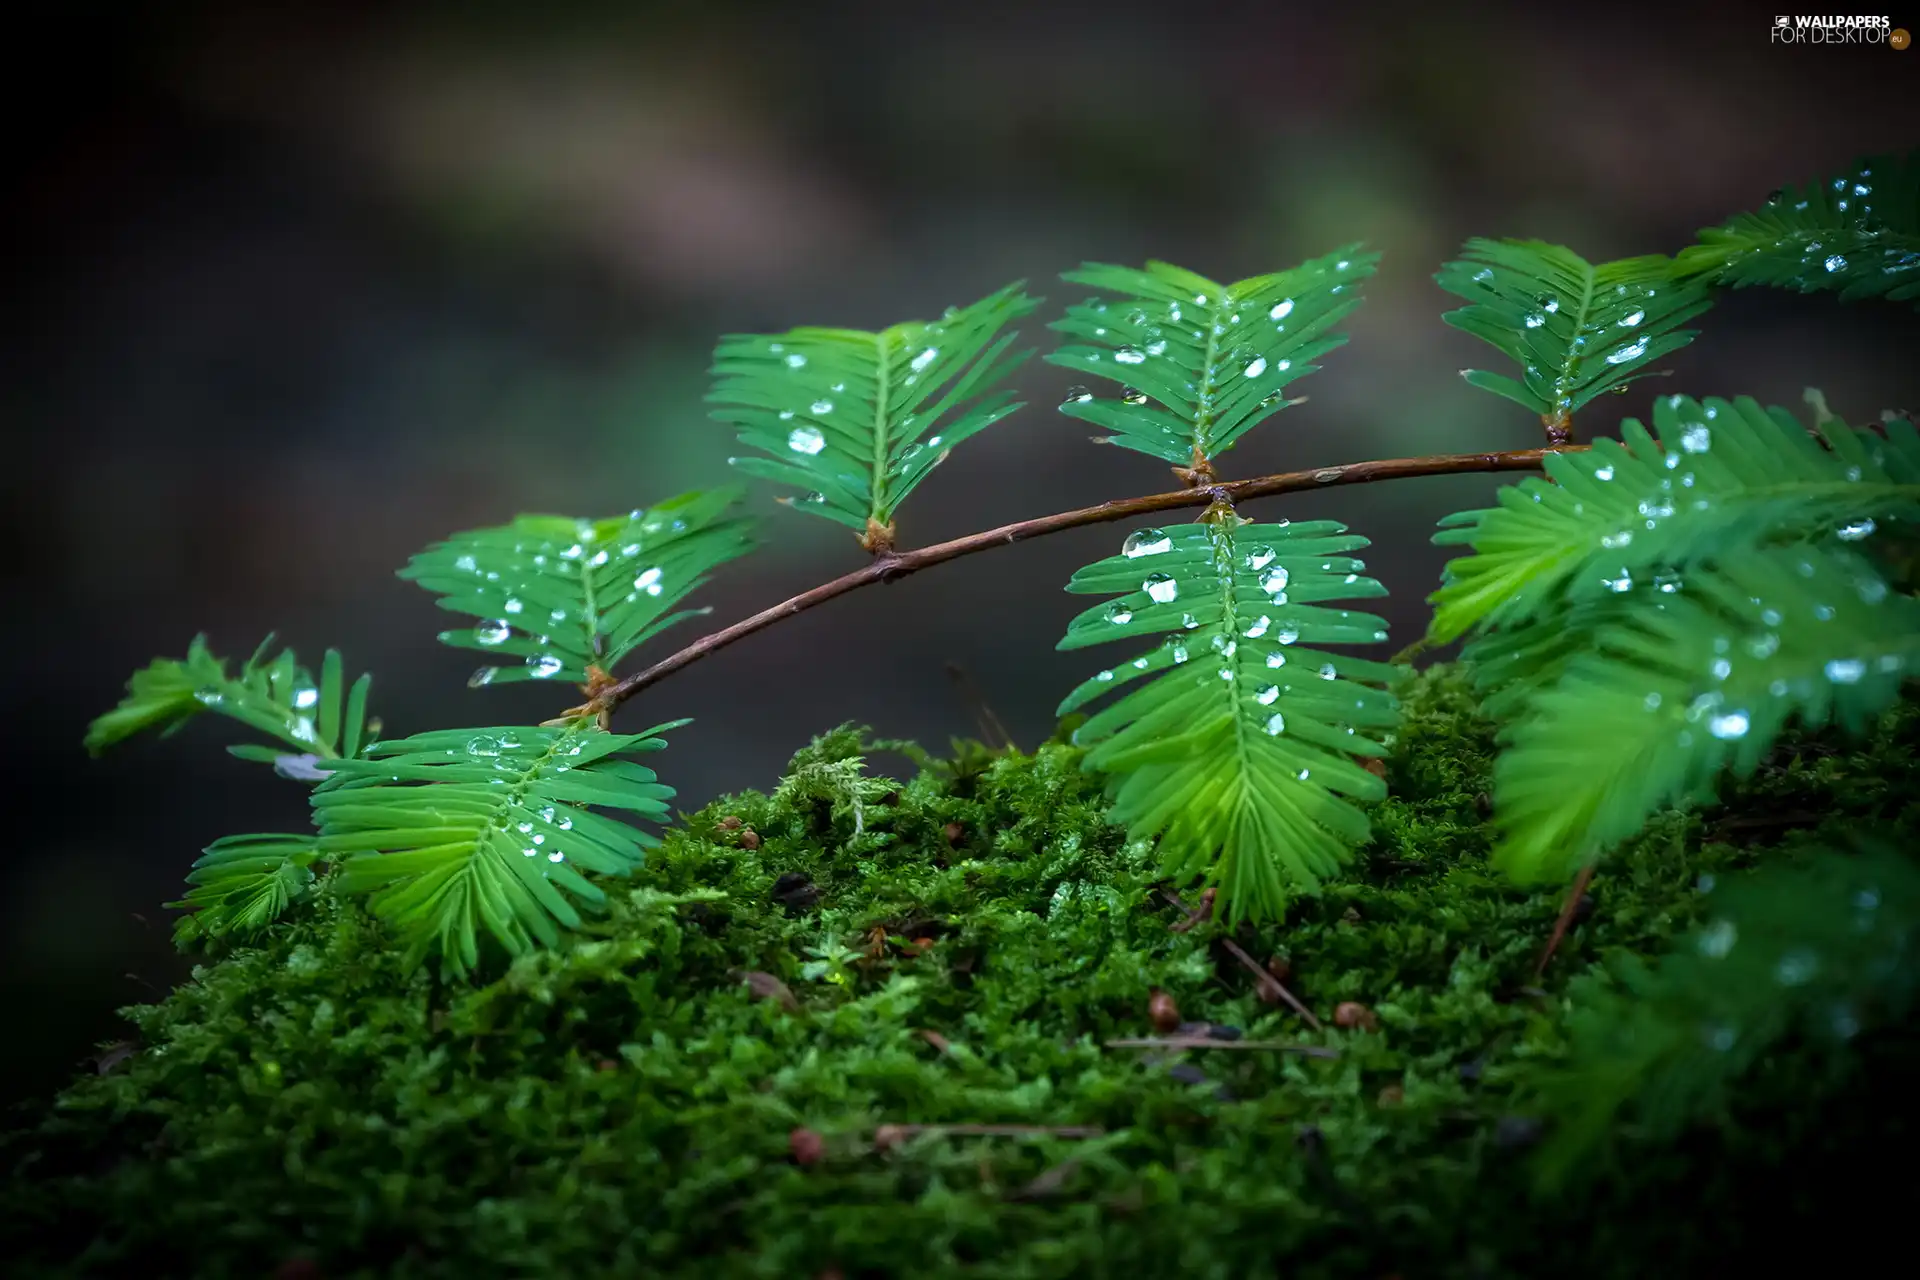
[
  {"left": 1047, "top": 248, "right": 1376, "bottom": 473},
  {"left": 1489, "top": 543, "right": 1920, "bottom": 884},
  {"left": 708, "top": 282, "right": 1039, "bottom": 542},
  {"left": 311, "top": 719, "right": 685, "bottom": 975},
  {"left": 1435, "top": 241, "right": 1711, "bottom": 428},
  {"left": 1676, "top": 150, "right": 1920, "bottom": 305},
  {"left": 86, "top": 635, "right": 376, "bottom": 767},
  {"left": 1056, "top": 508, "right": 1398, "bottom": 921},
  {"left": 401, "top": 488, "right": 754, "bottom": 689},
  {"left": 1427, "top": 394, "right": 1920, "bottom": 645},
  {"left": 168, "top": 833, "right": 321, "bottom": 946},
  {"left": 1530, "top": 837, "right": 1920, "bottom": 1190}
]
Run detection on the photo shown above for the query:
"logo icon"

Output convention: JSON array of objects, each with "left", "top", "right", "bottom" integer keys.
[{"left": 1775, "top": 14, "right": 1790, "bottom": 24}]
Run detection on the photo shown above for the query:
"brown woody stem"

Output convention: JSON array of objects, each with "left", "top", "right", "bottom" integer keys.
[{"left": 575, "top": 447, "right": 1583, "bottom": 719}]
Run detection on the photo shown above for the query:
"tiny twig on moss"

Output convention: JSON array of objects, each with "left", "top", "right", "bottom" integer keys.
[
  {"left": 873, "top": 1123, "right": 1103, "bottom": 1148},
  {"left": 1533, "top": 863, "right": 1598, "bottom": 978},
  {"left": 1217, "top": 936, "right": 1322, "bottom": 1031},
  {"left": 578, "top": 447, "right": 1579, "bottom": 717},
  {"left": 1105, "top": 1037, "right": 1339, "bottom": 1056}
]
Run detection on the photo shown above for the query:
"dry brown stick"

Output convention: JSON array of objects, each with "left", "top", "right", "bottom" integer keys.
[
  {"left": 1533, "top": 863, "right": 1598, "bottom": 979},
  {"left": 572, "top": 447, "right": 1577, "bottom": 718},
  {"left": 1217, "top": 936, "right": 1323, "bottom": 1031},
  {"left": 1105, "top": 1037, "right": 1339, "bottom": 1057}
]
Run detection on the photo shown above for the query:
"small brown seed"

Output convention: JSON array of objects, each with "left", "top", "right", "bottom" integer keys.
[
  {"left": 1148, "top": 988, "right": 1181, "bottom": 1033},
  {"left": 943, "top": 821, "right": 966, "bottom": 847},
  {"left": 1362, "top": 756, "right": 1387, "bottom": 780},
  {"left": 1333, "top": 1001, "right": 1378, "bottom": 1031},
  {"left": 1266, "top": 954, "right": 1292, "bottom": 982},
  {"left": 789, "top": 1126, "right": 824, "bottom": 1166},
  {"left": 738, "top": 829, "right": 762, "bottom": 851},
  {"left": 717, "top": 815, "right": 744, "bottom": 831}
]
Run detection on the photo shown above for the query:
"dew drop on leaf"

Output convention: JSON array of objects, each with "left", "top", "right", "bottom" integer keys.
[
  {"left": 1143, "top": 573, "right": 1179, "bottom": 603},
  {"left": 788, "top": 426, "right": 827, "bottom": 455},
  {"left": 1122, "top": 528, "right": 1173, "bottom": 558}
]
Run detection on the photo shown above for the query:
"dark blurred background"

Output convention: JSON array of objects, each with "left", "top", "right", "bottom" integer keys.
[{"left": 4, "top": 0, "right": 1916, "bottom": 1111}]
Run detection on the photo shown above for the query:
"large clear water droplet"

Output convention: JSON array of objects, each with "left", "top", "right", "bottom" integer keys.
[
  {"left": 1122, "top": 528, "right": 1173, "bottom": 558},
  {"left": 475, "top": 620, "right": 510, "bottom": 645},
  {"left": 788, "top": 425, "right": 827, "bottom": 455},
  {"left": 1143, "top": 572, "right": 1179, "bottom": 603},
  {"left": 527, "top": 654, "right": 564, "bottom": 679}
]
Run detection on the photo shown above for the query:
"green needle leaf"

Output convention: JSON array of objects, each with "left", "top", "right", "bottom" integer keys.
[
  {"left": 708, "top": 282, "right": 1040, "bottom": 542},
  {"left": 1047, "top": 247, "right": 1376, "bottom": 472},
  {"left": 402, "top": 488, "right": 754, "bottom": 689},
  {"left": 1677, "top": 150, "right": 1920, "bottom": 306},
  {"left": 1436, "top": 240, "right": 1711, "bottom": 429},
  {"left": 1057, "top": 509, "right": 1398, "bottom": 922}
]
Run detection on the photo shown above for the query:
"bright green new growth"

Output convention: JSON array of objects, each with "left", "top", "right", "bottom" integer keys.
[
  {"left": 1435, "top": 240, "right": 1711, "bottom": 426},
  {"left": 1048, "top": 247, "right": 1376, "bottom": 471},
  {"left": 84, "top": 633, "right": 375, "bottom": 767},
  {"left": 312, "top": 719, "right": 685, "bottom": 976},
  {"left": 402, "top": 487, "right": 755, "bottom": 688},
  {"left": 1676, "top": 151, "right": 1920, "bottom": 305},
  {"left": 709, "top": 281, "right": 1039, "bottom": 542},
  {"left": 1056, "top": 511, "right": 1397, "bottom": 921}
]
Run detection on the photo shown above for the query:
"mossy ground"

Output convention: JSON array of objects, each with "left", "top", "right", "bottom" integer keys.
[{"left": 6, "top": 666, "right": 1918, "bottom": 1278}]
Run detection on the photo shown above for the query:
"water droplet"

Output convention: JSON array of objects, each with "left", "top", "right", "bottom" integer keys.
[
  {"left": 1245, "top": 545, "right": 1276, "bottom": 572},
  {"left": 910, "top": 346, "right": 938, "bottom": 373},
  {"left": 809, "top": 399, "right": 834, "bottom": 416},
  {"left": 1774, "top": 949, "right": 1820, "bottom": 986},
  {"left": 1169, "top": 641, "right": 1190, "bottom": 664},
  {"left": 1601, "top": 531, "right": 1633, "bottom": 549},
  {"left": 1181, "top": 613, "right": 1200, "bottom": 630},
  {"left": 1524, "top": 312, "right": 1546, "bottom": 329},
  {"left": 1837, "top": 518, "right": 1876, "bottom": 541},
  {"left": 475, "top": 620, "right": 510, "bottom": 645},
  {"left": 788, "top": 425, "right": 827, "bottom": 455},
  {"left": 1095, "top": 669, "right": 1113, "bottom": 682},
  {"left": 1122, "top": 528, "right": 1173, "bottom": 558},
  {"left": 1121, "top": 386, "right": 1149, "bottom": 405},
  {"left": 1824, "top": 254, "right": 1848, "bottom": 273},
  {"left": 1824, "top": 658, "right": 1865, "bottom": 684},
  {"left": 1264, "top": 712, "right": 1286, "bottom": 735},
  {"left": 1605, "top": 336, "right": 1650, "bottom": 365},
  {"left": 784, "top": 352, "right": 807, "bottom": 369},
  {"left": 1104, "top": 602, "right": 1134, "bottom": 626},
  {"left": 1619, "top": 310, "right": 1644, "bottom": 328},
  {"left": 1259, "top": 566, "right": 1290, "bottom": 594},
  {"left": 1643, "top": 692, "right": 1663, "bottom": 711},
  {"left": 1243, "top": 615, "right": 1270, "bottom": 638},
  {"left": 1274, "top": 627, "right": 1299, "bottom": 645},
  {"left": 1114, "top": 347, "right": 1146, "bottom": 365},
  {"left": 1266, "top": 298, "right": 1294, "bottom": 322},
  {"left": 1243, "top": 356, "right": 1268, "bottom": 378},
  {"left": 527, "top": 654, "right": 564, "bottom": 679},
  {"left": 1679, "top": 425, "right": 1711, "bottom": 453},
  {"left": 466, "top": 734, "right": 502, "bottom": 758},
  {"left": 1708, "top": 710, "right": 1750, "bottom": 740},
  {"left": 634, "top": 567, "right": 664, "bottom": 596},
  {"left": 292, "top": 687, "right": 319, "bottom": 710},
  {"left": 1145, "top": 339, "right": 1167, "bottom": 356},
  {"left": 1062, "top": 385, "right": 1093, "bottom": 405},
  {"left": 1698, "top": 918, "right": 1737, "bottom": 958},
  {"left": 1143, "top": 572, "right": 1179, "bottom": 603}
]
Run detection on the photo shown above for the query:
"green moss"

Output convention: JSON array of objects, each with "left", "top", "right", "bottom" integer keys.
[{"left": 7, "top": 665, "right": 1918, "bottom": 1279}]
